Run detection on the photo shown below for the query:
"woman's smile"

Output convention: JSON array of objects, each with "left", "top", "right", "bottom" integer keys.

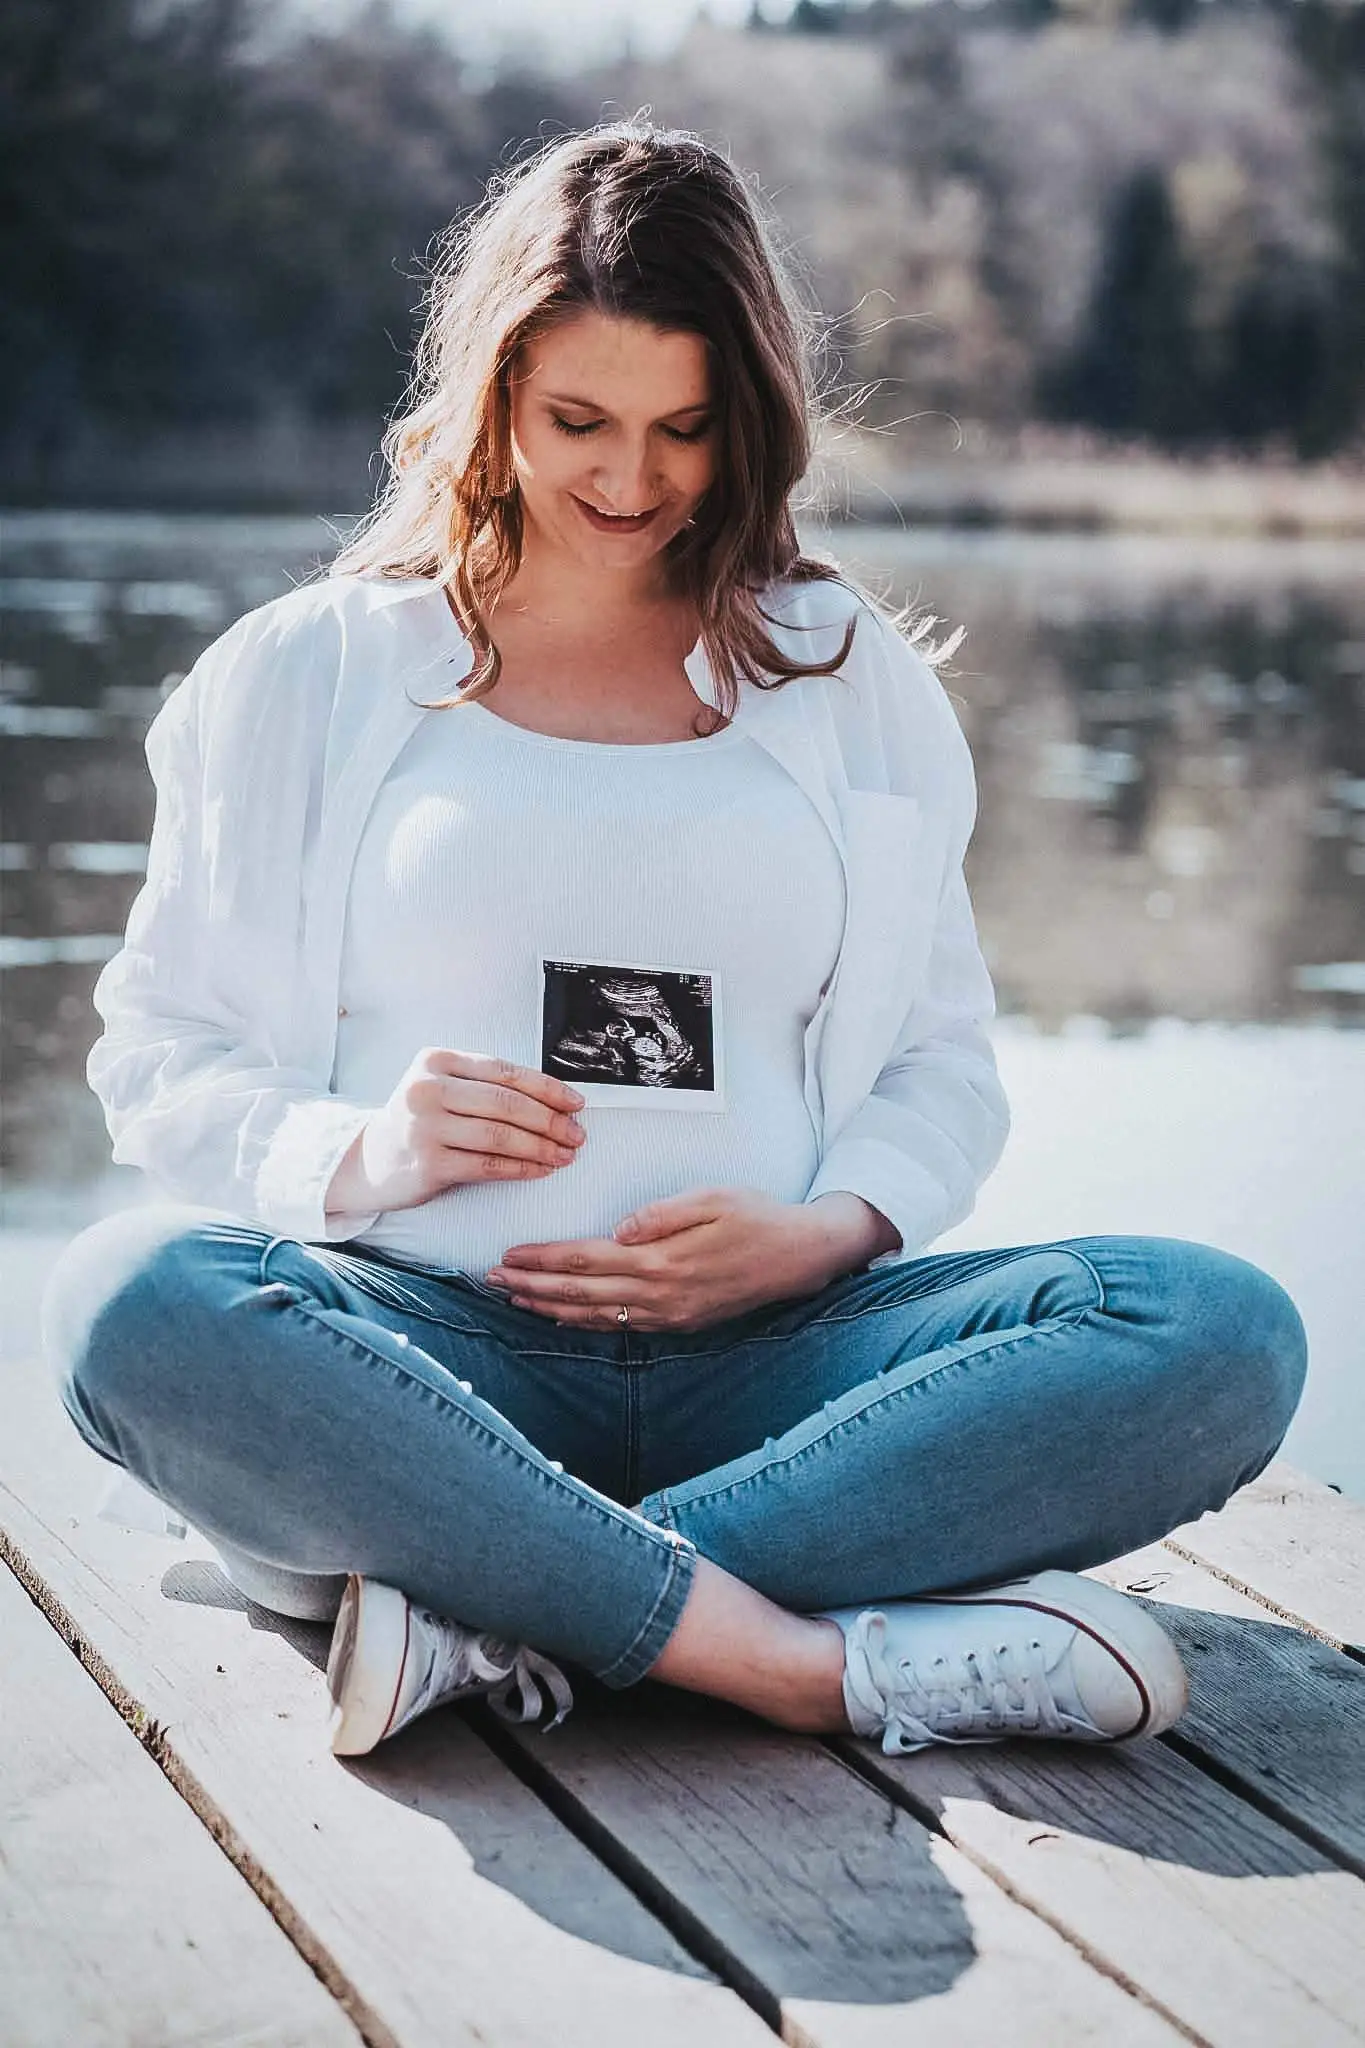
[{"left": 571, "top": 495, "right": 663, "bottom": 533}]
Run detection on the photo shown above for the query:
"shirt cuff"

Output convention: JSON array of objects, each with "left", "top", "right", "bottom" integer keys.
[
  {"left": 253, "top": 1095, "right": 385, "bottom": 1243},
  {"left": 805, "top": 1143, "right": 959, "bottom": 1268}
]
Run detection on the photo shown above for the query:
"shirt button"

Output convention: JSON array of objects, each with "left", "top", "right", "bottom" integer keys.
[{"left": 337, "top": 1004, "right": 349, "bottom": 1017}]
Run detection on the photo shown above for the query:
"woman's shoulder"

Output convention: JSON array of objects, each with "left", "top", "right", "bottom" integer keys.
[
  {"left": 760, "top": 566, "right": 942, "bottom": 695},
  {"left": 760, "top": 564, "right": 866, "bottom": 633},
  {"left": 762, "top": 565, "right": 975, "bottom": 808},
  {"left": 180, "top": 571, "right": 440, "bottom": 708},
  {"left": 156, "top": 574, "right": 432, "bottom": 766},
  {"left": 218, "top": 570, "right": 437, "bottom": 649}
]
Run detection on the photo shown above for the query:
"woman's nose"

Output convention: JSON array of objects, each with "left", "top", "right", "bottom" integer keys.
[{"left": 594, "top": 446, "right": 657, "bottom": 508}]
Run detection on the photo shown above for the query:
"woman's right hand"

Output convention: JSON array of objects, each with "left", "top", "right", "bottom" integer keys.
[{"left": 324, "top": 1047, "right": 587, "bottom": 1217}]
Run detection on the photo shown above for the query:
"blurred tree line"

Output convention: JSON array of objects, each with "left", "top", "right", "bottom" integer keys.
[
  {"left": 0, "top": 0, "right": 570, "bottom": 437},
  {"left": 2, "top": 0, "right": 1363, "bottom": 480}
]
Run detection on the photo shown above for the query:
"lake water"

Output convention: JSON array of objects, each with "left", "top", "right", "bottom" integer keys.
[{"left": 2, "top": 509, "right": 1361, "bottom": 1491}]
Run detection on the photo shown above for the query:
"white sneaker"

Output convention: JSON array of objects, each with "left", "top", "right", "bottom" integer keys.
[
  {"left": 325, "top": 1574, "right": 575, "bottom": 1756},
  {"left": 818, "top": 1568, "right": 1189, "bottom": 1755}
]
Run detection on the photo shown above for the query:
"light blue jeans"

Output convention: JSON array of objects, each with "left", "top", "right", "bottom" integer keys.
[{"left": 44, "top": 1206, "right": 1307, "bottom": 1688}]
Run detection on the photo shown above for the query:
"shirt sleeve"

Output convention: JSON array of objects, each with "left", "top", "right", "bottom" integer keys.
[
  {"left": 803, "top": 618, "right": 1010, "bottom": 1266},
  {"left": 85, "top": 605, "right": 385, "bottom": 1244}
]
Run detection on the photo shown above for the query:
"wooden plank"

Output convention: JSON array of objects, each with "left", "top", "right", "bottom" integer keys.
[
  {"left": 0, "top": 1563, "right": 363, "bottom": 2048},
  {"left": 836, "top": 1733, "right": 1365, "bottom": 2045},
  {"left": 1, "top": 1556, "right": 362, "bottom": 2048},
  {"left": 0, "top": 1351, "right": 775, "bottom": 2048},
  {"left": 483, "top": 1682, "right": 1181, "bottom": 2045},
  {"left": 1091, "top": 1544, "right": 1365, "bottom": 1877},
  {"left": 1164, "top": 1462, "right": 1365, "bottom": 1652}
]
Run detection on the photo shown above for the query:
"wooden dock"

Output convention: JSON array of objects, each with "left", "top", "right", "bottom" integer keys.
[{"left": 3, "top": 1341, "right": 1363, "bottom": 2046}]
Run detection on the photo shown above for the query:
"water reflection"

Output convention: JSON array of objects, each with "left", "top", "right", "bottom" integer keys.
[
  {"left": 839, "top": 526, "right": 1364, "bottom": 1034},
  {"left": 2, "top": 510, "right": 1361, "bottom": 1189}
]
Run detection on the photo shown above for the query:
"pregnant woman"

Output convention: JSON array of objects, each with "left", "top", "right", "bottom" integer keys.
[{"left": 44, "top": 120, "right": 1307, "bottom": 1760}]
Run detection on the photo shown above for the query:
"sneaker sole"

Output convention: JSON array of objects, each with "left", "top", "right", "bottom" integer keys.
[
  {"left": 326, "top": 1575, "right": 412, "bottom": 1756},
  {"left": 937, "top": 1568, "right": 1190, "bottom": 1738}
]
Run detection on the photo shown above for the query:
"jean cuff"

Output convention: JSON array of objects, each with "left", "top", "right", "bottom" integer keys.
[{"left": 594, "top": 1511, "right": 697, "bottom": 1689}]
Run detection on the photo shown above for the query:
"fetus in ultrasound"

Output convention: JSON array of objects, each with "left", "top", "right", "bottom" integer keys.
[{"left": 542, "top": 962, "right": 715, "bottom": 1092}]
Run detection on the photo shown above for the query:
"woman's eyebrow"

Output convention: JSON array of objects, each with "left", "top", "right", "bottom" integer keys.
[{"left": 541, "top": 391, "right": 712, "bottom": 419}]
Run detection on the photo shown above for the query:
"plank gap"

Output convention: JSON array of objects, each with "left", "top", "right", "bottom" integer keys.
[
  {"left": 1160, "top": 1536, "right": 1362, "bottom": 1658},
  {"left": 469, "top": 1675, "right": 1185, "bottom": 2042},
  {"left": 1159, "top": 1726, "right": 1365, "bottom": 1883},
  {"left": 464, "top": 1697, "right": 785, "bottom": 2039},
  {"left": 0, "top": 1526, "right": 402, "bottom": 2048},
  {"left": 1090, "top": 1548, "right": 1365, "bottom": 1880},
  {"left": 820, "top": 1734, "right": 1212, "bottom": 2048},
  {"left": 0, "top": 1559, "right": 363, "bottom": 2046}
]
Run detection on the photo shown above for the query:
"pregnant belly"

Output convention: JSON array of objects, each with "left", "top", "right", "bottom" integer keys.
[{"left": 349, "top": 1092, "right": 820, "bottom": 1276}]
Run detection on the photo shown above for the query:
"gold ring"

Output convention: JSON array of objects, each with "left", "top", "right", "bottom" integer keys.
[{"left": 616, "top": 1304, "right": 631, "bottom": 1327}]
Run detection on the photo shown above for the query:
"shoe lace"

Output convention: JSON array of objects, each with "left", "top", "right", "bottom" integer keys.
[
  {"left": 417, "top": 1620, "right": 575, "bottom": 1733},
  {"left": 855, "top": 1610, "right": 1067, "bottom": 1754},
  {"left": 484, "top": 1643, "right": 576, "bottom": 1733}
]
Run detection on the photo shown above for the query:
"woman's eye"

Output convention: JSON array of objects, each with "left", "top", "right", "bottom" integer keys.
[{"left": 549, "top": 416, "right": 712, "bottom": 442}]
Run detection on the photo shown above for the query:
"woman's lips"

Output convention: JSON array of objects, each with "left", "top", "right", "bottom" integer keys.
[{"left": 572, "top": 496, "right": 662, "bottom": 534}]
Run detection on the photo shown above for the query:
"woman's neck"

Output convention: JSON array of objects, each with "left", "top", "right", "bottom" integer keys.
[{"left": 494, "top": 551, "right": 678, "bottom": 637}]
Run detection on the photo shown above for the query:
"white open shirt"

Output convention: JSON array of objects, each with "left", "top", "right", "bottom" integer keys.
[{"left": 87, "top": 568, "right": 1011, "bottom": 1269}]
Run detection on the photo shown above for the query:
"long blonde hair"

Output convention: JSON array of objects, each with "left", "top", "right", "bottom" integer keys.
[{"left": 332, "top": 117, "right": 958, "bottom": 716}]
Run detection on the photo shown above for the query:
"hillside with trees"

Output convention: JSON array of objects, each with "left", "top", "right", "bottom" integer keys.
[{"left": 2, "top": 0, "right": 1362, "bottom": 502}]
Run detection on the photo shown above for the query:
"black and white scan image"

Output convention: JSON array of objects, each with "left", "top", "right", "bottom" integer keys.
[{"left": 540, "top": 958, "right": 725, "bottom": 1111}]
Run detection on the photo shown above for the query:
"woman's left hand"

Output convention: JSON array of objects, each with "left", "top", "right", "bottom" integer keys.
[{"left": 483, "top": 1187, "right": 870, "bottom": 1332}]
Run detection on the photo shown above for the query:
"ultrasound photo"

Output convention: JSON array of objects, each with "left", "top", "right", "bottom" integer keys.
[{"left": 540, "top": 957, "right": 725, "bottom": 1111}]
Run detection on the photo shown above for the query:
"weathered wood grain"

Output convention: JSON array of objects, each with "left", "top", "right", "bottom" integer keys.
[
  {"left": 0, "top": 1559, "right": 362, "bottom": 2048},
  {"left": 0, "top": 1351, "right": 774, "bottom": 2048},
  {"left": 839, "top": 1728, "right": 1365, "bottom": 2044},
  {"left": 1092, "top": 1543, "right": 1365, "bottom": 1876},
  {"left": 483, "top": 1680, "right": 1181, "bottom": 2046},
  {"left": 1165, "top": 1462, "right": 1365, "bottom": 1652}
]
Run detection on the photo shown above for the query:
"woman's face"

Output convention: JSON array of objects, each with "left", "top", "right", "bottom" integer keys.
[{"left": 507, "top": 309, "right": 718, "bottom": 581}]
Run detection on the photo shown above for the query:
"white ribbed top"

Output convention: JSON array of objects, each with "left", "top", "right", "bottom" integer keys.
[{"left": 331, "top": 697, "right": 847, "bottom": 1277}]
